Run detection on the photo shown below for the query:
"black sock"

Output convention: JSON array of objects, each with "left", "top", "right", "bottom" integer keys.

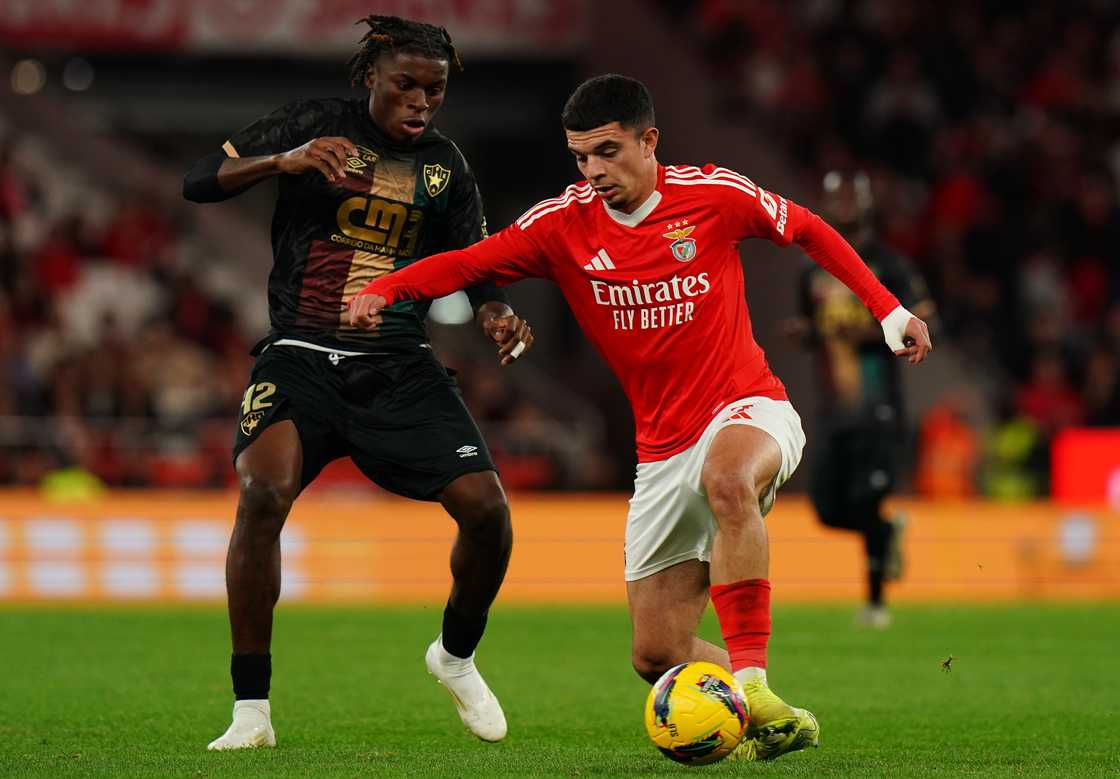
[
  {"left": 231, "top": 653, "right": 271, "bottom": 700},
  {"left": 868, "top": 558, "right": 884, "bottom": 606},
  {"left": 441, "top": 603, "right": 488, "bottom": 659},
  {"left": 865, "top": 520, "right": 892, "bottom": 607}
]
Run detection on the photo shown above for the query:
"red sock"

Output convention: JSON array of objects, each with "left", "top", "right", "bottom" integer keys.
[{"left": 710, "top": 578, "right": 771, "bottom": 671}]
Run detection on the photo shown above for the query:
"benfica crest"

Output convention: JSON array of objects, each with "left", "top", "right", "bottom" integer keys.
[
  {"left": 423, "top": 163, "right": 451, "bottom": 197},
  {"left": 663, "top": 220, "right": 697, "bottom": 262}
]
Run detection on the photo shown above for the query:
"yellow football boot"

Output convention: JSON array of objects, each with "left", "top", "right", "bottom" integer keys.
[{"left": 728, "top": 680, "right": 819, "bottom": 762}]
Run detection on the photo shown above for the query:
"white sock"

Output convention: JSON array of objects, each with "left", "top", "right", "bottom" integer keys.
[
  {"left": 735, "top": 667, "right": 768, "bottom": 687},
  {"left": 436, "top": 634, "right": 476, "bottom": 676},
  {"left": 233, "top": 699, "right": 270, "bottom": 717}
]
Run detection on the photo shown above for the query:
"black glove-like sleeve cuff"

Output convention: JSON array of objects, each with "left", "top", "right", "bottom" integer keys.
[{"left": 182, "top": 150, "right": 231, "bottom": 203}]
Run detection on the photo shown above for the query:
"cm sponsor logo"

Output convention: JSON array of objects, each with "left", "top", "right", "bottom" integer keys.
[{"left": 335, "top": 196, "right": 423, "bottom": 256}]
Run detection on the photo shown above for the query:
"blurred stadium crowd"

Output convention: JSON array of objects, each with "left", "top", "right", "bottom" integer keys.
[
  {"left": 3, "top": 0, "right": 1120, "bottom": 497},
  {"left": 672, "top": 0, "right": 1120, "bottom": 498},
  {"left": 0, "top": 128, "right": 251, "bottom": 487}
]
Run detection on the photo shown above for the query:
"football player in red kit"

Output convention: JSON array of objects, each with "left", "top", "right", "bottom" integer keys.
[{"left": 348, "top": 75, "right": 932, "bottom": 761}]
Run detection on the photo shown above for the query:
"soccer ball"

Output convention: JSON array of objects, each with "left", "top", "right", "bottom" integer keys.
[{"left": 644, "top": 661, "right": 749, "bottom": 765}]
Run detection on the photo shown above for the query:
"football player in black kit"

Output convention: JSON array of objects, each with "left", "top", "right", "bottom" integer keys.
[
  {"left": 793, "top": 171, "right": 933, "bottom": 629},
  {"left": 183, "top": 16, "right": 531, "bottom": 749}
]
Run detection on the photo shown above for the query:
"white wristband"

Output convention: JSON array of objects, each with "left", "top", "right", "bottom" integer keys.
[
  {"left": 880, "top": 305, "right": 913, "bottom": 351},
  {"left": 510, "top": 341, "right": 526, "bottom": 360}
]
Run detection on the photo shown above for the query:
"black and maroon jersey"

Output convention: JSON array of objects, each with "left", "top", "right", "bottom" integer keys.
[{"left": 222, "top": 97, "right": 503, "bottom": 352}]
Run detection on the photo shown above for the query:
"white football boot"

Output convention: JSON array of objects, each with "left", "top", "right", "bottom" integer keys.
[
  {"left": 425, "top": 636, "right": 507, "bottom": 742},
  {"left": 854, "top": 604, "right": 892, "bottom": 630},
  {"left": 207, "top": 699, "right": 276, "bottom": 750}
]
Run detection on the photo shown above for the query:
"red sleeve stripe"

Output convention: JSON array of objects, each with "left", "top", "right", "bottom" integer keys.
[
  {"left": 665, "top": 175, "right": 758, "bottom": 199},
  {"left": 516, "top": 183, "right": 594, "bottom": 226},
  {"left": 516, "top": 183, "right": 597, "bottom": 230},
  {"left": 665, "top": 165, "right": 758, "bottom": 194},
  {"left": 518, "top": 182, "right": 592, "bottom": 217},
  {"left": 712, "top": 168, "right": 759, "bottom": 191},
  {"left": 667, "top": 164, "right": 758, "bottom": 188}
]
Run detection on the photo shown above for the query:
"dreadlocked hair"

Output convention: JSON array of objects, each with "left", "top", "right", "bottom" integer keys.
[{"left": 348, "top": 15, "right": 463, "bottom": 86}]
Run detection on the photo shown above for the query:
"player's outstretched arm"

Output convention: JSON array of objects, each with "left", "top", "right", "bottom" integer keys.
[
  {"left": 349, "top": 224, "right": 549, "bottom": 337},
  {"left": 793, "top": 213, "right": 932, "bottom": 365},
  {"left": 182, "top": 137, "right": 358, "bottom": 203},
  {"left": 712, "top": 165, "right": 933, "bottom": 364},
  {"left": 348, "top": 255, "right": 539, "bottom": 369},
  {"left": 348, "top": 246, "right": 508, "bottom": 329}
]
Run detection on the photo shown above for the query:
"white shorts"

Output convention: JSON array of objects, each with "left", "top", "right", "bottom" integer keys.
[{"left": 623, "top": 396, "right": 806, "bottom": 582}]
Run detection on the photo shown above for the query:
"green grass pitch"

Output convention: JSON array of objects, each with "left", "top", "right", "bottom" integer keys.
[{"left": 1, "top": 604, "right": 1117, "bottom": 777}]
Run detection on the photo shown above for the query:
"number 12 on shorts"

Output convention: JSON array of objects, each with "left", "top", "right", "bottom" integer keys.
[{"left": 241, "top": 382, "right": 277, "bottom": 416}]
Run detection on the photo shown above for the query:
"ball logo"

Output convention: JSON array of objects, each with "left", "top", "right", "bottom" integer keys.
[{"left": 663, "top": 220, "right": 697, "bottom": 262}]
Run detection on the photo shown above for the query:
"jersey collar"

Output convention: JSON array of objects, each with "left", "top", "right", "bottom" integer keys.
[{"left": 602, "top": 165, "right": 664, "bottom": 228}]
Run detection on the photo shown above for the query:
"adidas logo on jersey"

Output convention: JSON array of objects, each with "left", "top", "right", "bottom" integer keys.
[
  {"left": 726, "top": 404, "right": 754, "bottom": 422},
  {"left": 583, "top": 249, "right": 616, "bottom": 271}
]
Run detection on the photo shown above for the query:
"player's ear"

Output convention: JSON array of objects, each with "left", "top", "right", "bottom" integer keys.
[
  {"left": 640, "top": 127, "right": 659, "bottom": 159},
  {"left": 364, "top": 63, "right": 377, "bottom": 90}
]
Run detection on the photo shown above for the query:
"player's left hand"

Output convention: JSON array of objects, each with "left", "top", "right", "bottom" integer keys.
[
  {"left": 348, "top": 292, "right": 386, "bottom": 331},
  {"left": 881, "top": 306, "right": 932, "bottom": 365},
  {"left": 480, "top": 307, "right": 534, "bottom": 367}
]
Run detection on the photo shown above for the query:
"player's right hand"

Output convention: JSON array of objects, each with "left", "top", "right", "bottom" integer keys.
[
  {"left": 348, "top": 292, "right": 386, "bottom": 331},
  {"left": 276, "top": 137, "right": 358, "bottom": 184}
]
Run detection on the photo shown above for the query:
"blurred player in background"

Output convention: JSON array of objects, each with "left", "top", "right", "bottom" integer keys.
[
  {"left": 790, "top": 172, "right": 934, "bottom": 629},
  {"left": 348, "top": 75, "right": 933, "bottom": 761},
  {"left": 183, "top": 16, "right": 531, "bottom": 750}
]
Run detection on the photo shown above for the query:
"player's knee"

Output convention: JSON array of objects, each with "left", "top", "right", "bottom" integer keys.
[
  {"left": 702, "top": 470, "right": 759, "bottom": 527},
  {"left": 631, "top": 644, "right": 677, "bottom": 684},
  {"left": 237, "top": 474, "right": 298, "bottom": 537},
  {"left": 454, "top": 489, "right": 511, "bottom": 539}
]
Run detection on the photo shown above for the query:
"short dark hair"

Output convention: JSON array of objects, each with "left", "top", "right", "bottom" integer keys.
[
  {"left": 348, "top": 15, "right": 463, "bottom": 87},
  {"left": 561, "top": 74, "right": 655, "bottom": 133}
]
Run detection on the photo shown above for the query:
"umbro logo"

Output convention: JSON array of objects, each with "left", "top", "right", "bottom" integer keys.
[
  {"left": 456, "top": 445, "right": 479, "bottom": 458},
  {"left": 583, "top": 249, "right": 616, "bottom": 271}
]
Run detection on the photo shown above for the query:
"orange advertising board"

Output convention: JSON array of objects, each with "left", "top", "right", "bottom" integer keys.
[{"left": 0, "top": 491, "right": 1117, "bottom": 603}]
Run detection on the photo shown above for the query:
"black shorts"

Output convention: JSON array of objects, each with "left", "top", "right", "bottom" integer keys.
[
  {"left": 809, "top": 415, "right": 901, "bottom": 518},
  {"left": 233, "top": 345, "right": 495, "bottom": 500}
]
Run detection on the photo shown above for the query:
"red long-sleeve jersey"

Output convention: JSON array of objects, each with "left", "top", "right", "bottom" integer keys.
[{"left": 364, "top": 164, "right": 900, "bottom": 462}]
